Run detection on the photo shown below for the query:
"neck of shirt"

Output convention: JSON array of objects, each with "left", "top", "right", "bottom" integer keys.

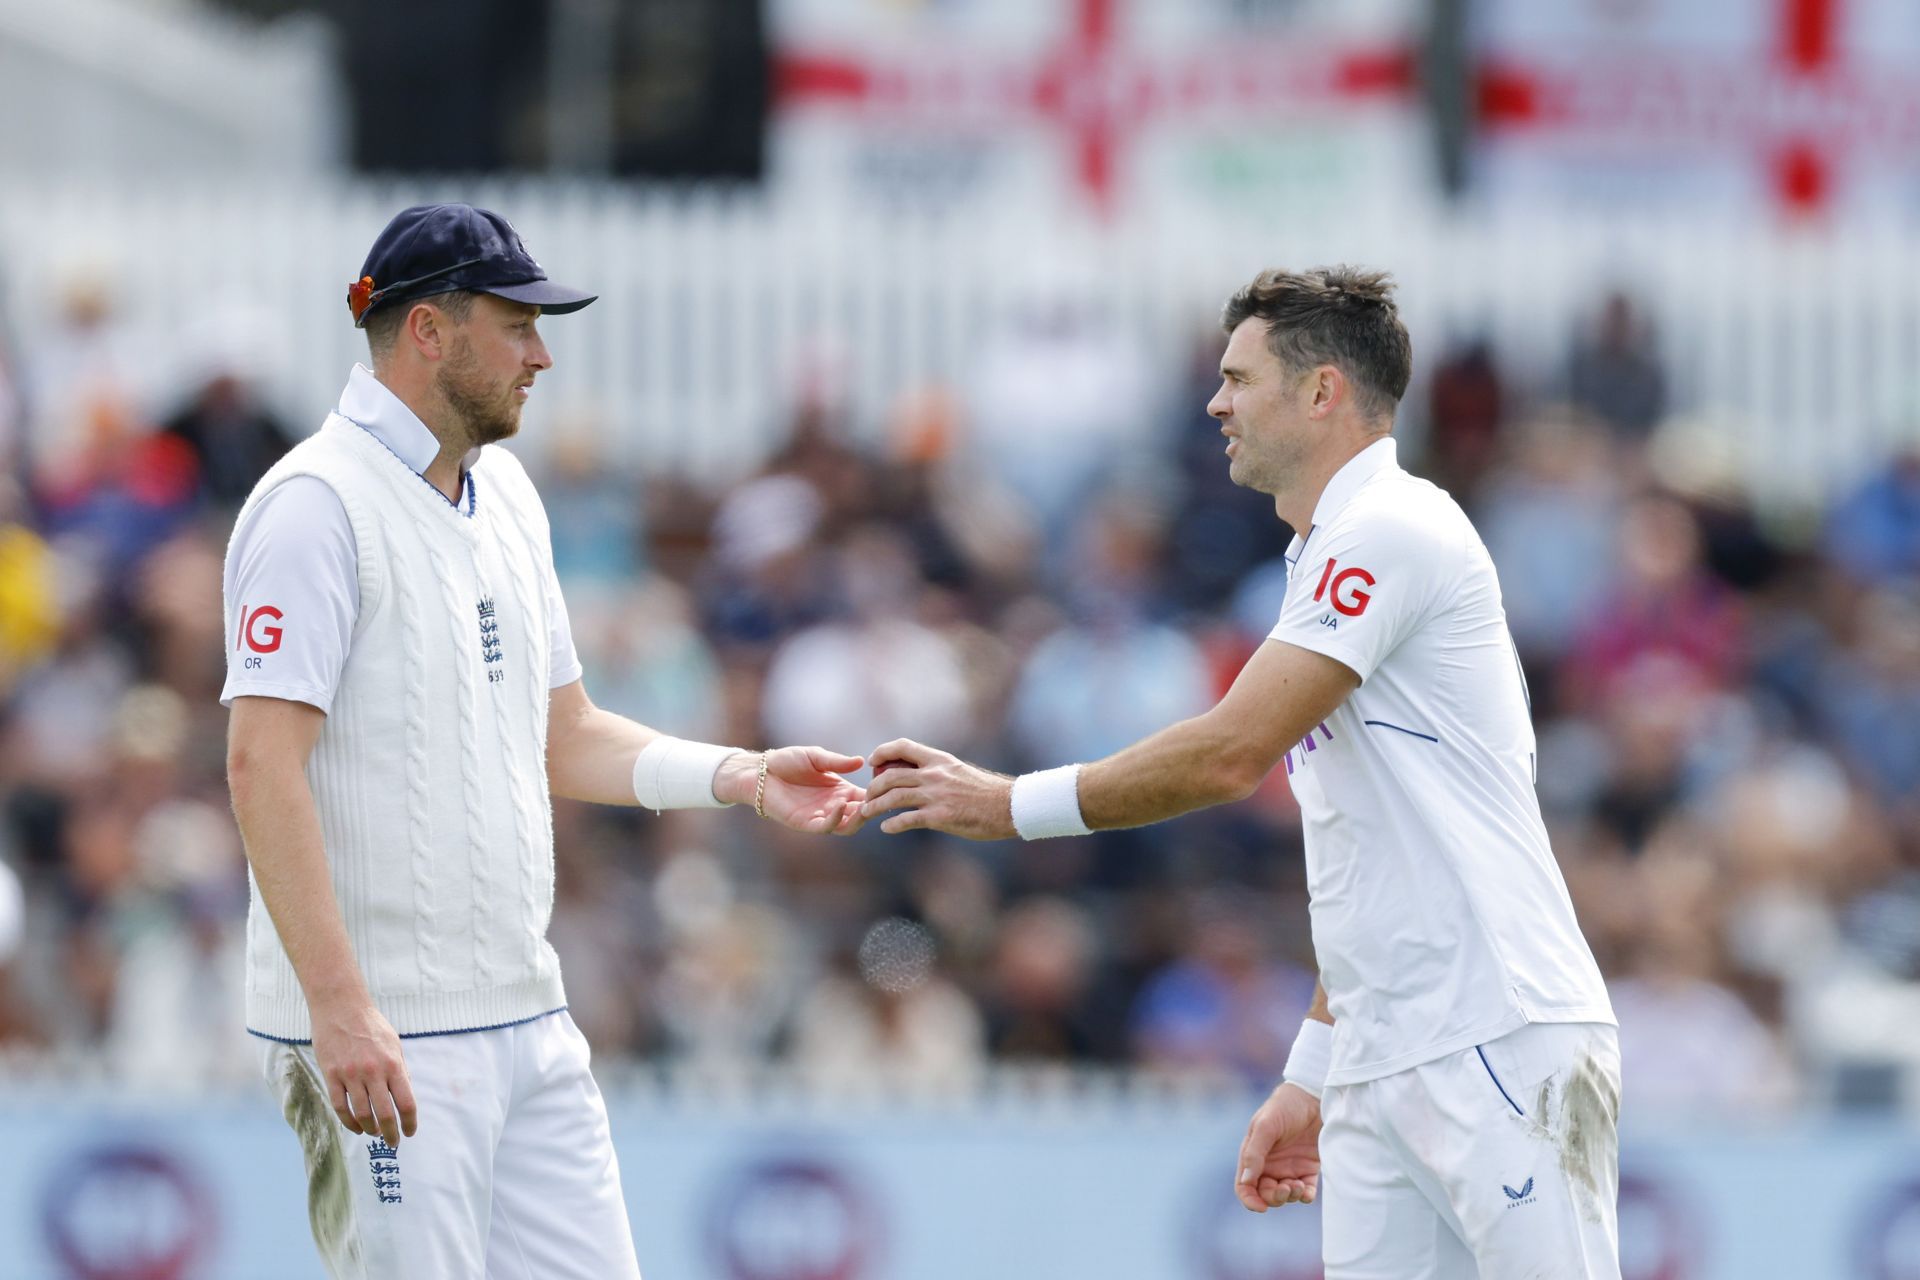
[
  {"left": 337, "top": 363, "right": 481, "bottom": 503},
  {"left": 1287, "top": 436, "right": 1398, "bottom": 565}
]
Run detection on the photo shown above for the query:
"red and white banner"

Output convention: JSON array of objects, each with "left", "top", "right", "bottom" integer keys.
[
  {"left": 770, "top": 0, "right": 1920, "bottom": 220},
  {"left": 768, "top": 0, "right": 1426, "bottom": 219},
  {"left": 1474, "top": 0, "right": 1920, "bottom": 218}
]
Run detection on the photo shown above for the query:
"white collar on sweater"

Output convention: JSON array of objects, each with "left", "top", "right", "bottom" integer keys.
[{"left": 337, "top": 363, "right": 483, "bottom": 477}]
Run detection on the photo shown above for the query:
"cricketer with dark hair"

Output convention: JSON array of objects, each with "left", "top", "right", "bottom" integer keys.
[{"left": 857, "top": 266, "right": 1622, "bottom": 1279}]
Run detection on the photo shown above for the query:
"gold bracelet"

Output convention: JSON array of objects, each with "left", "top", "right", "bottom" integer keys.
[{"left": 753, "top": 751, "right": 770, "bottom": 819}]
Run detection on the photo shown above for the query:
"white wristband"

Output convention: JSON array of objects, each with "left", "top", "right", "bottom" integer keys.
[
  {"left": 631, "top": 737, "right": 744, "bottom": 811},
  {"left": 1010, "top": 764, "right": 1092, "bottom": 840},
  {"left": 1282, "top": 1018, "right": 1333, "bottom": 1099}
]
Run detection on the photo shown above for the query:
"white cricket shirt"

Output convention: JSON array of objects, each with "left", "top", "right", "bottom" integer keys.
[
  {"left": 1270, "top": 438, "right": 1613, "bottom": 1087},
  {"left": 221, "top": 365, "right": 583, "bottom": 711}
]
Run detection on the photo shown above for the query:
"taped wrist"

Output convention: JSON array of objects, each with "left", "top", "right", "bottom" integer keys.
[
  {"left": 1282, "top": 1018, "right": 1333, "bottom": 1099},
  {"left": 631, "top": 737, "right": 744, "bottom": 810},
  {"left": 1010, "top": 764, "right": 1092, "bottom": 840}
]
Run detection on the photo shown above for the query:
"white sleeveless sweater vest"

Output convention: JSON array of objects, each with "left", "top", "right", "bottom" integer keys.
[{"left": 233, "top": 416, "right": 564, "bottom": 1040}]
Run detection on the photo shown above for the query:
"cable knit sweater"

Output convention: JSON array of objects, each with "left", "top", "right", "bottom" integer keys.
[{"left": 231, "top": 416, "right": 564, "bottom": 1041}]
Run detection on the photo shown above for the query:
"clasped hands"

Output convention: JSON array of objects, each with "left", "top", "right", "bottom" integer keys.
[{"left": 721, "top": 739, "right": 1013, "bottom": 840}]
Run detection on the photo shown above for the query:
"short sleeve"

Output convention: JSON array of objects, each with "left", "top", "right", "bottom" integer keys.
[
  {"left": 221, "top": 476, "right": 359, "bottom": 711},
  {"left": 546, "top": 564, "right": 583, "bottom": 689},
  {"left": 1269, "top": 509, "right": 1457, "bottom": 683}
]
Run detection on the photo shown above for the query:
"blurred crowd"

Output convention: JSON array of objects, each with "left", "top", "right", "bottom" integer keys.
[{"left": 4, "top": 277, "right": 1920, "bottom": 1123}]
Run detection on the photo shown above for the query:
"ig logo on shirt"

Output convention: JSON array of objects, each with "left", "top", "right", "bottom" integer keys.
[
  {"left": 235, "top": 604, "right": 284, "bottom": 668},
  {"left": 1313, "top": 559, "right": 1375, "bottom": 620}
]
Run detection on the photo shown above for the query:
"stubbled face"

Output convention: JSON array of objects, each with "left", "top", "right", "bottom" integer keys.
[
  {"left": 435, "top": 294, "right": 552, "bottom": 446},
  {"left": 1207, "top": 318, "right": 1313, "bottom": 496}
]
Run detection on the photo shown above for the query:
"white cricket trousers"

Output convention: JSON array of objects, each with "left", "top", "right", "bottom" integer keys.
[
  {"left": 1319, "top": 1021, "right": 1621, "bottom": 1280},
  {"left": 257, "top": 1009, "right": 643, "bottom": 1280}
]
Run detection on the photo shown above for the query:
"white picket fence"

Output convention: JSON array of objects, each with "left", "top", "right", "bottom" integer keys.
[{"left": 4, "top": 179, "right": 1917, "bottom": 507}]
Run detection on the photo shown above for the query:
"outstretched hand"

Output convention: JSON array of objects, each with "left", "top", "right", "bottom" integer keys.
[
  {"left": 755, "top": 746, "right": 870, "bottom": 835},
  {"left": 859, "top": 738, "right": 1016, "bottom": 840},
  {"left": 1236, "top": 1081, "right": 1322, "bottom": 1212}
]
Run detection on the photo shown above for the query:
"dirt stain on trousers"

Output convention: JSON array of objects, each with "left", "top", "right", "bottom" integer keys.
[
  {"left": 279, "top": 1051, "right": 363, "bottom": 1278},
  {"left": 1537, "top": 1051, "right": 1621, "bottom": 1226}
]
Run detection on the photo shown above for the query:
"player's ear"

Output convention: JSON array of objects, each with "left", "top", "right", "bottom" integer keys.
[
  {"left": 1309, "top": 365, "right": 1342, "bottom": 419},
  {"left": 406, "top": 302, "right": 445, "bottom": 362}
]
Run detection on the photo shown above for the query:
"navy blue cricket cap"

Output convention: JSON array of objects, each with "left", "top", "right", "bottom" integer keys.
[{"left": 348, "top": 203, "right": 596, "bottom": 329}]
